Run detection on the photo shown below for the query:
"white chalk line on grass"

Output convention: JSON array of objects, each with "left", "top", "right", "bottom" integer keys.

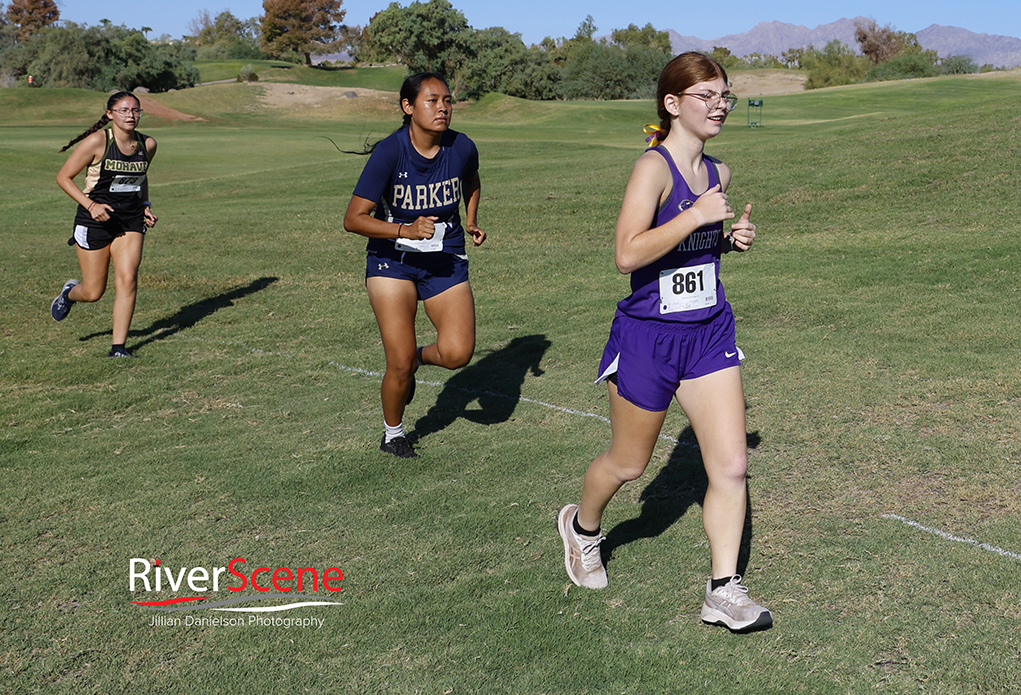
[
  {"left": 176, "top": 334, "right": 1021, "bottom": 560},
  {"left": 325, "top": 358, "right": 695, "bottom": 446},
  {"left": 881, "top": 514, "right": 1021, "bottom": 561},
  {"left": 324, "top": 362, "right": 614, "bottom": 424},
  {"left": 170, "top": 334, "right": 682, "bottom": 444}
]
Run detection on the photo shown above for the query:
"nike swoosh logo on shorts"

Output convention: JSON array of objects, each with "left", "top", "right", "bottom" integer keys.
[{"left": 725, "top": 351, "right": 737, "bottom": 358}]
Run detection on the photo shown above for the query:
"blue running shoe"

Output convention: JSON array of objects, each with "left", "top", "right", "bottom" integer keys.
[
  {"left": 50, "top": 279, "right": 79, "bottom": 321},
  {"left": 108, "top": 346, "right": 137, "bottom": 358}
]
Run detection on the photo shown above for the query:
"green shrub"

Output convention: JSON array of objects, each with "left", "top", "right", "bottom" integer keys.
[
  {"left": 237, "top": 64, "right": 258, "bottom": 82},
  {"left": 940, "top": 55, "right": 979, "bottom": 75},
  {"left": 865, "top": 53, "right": 938, "bottom": 82},
  {"left": 804, "top": 40, "right": 868, "bottom": 89}
]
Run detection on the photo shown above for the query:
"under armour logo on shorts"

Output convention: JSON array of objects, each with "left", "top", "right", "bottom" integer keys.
[{"left": 378, "top": 262, "right": 389, "bottom": 270}]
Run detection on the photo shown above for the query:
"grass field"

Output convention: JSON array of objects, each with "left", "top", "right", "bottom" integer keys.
[
  {"left": 192, "top": 59, "right": 409, "bottom": 91},
  {"left": 191, "top": 59, "right": 298, "bottom": 83},
  {"left": 2, "top": 70, "right": 1021, "bottom": 693}
]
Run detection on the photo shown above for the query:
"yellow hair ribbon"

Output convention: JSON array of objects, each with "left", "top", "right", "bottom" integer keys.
[{"left": 643, "top": 124, "right": 665, "bottom": 147}]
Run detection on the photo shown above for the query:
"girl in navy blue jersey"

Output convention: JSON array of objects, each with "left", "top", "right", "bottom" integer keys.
[
  {"left": 344, "top": 73, "right": 486, "bottom": 459},
  {"left": 51, "top": 91, "right": 158, "bottom": 358},
  {"left": 557, "top": 53, "right": 772, "bottom": 632}
]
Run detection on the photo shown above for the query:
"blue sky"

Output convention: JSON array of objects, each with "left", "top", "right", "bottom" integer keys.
[{"left": 53, "top": 0, "right": 1021, "bottom": 46}]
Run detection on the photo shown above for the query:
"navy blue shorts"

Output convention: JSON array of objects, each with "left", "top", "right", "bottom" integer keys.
[
  {"left": 596, "top": 306, "right": 742, "bottom": 411},
  {"left": 365, "top": 248, "right": 469, "bottom": 300}
]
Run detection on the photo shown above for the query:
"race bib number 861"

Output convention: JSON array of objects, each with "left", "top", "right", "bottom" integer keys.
[{"left": 659, "top": 261, "right": 717, "bottom": 314}]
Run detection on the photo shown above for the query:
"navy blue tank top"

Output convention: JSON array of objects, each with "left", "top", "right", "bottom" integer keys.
[{"left": 352, "top": 127, "right": 479, "bottom": 255}]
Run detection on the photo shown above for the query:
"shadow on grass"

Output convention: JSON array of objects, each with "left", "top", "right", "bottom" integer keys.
[
  {"left": 78, "top": 277, "right": 278, "bottom": 353},
  {"left": 602, "top": 426, "right": 762, "bottom": 577},
  {"left": 409, "top": 334, "right": 551, "bottom": 442}
]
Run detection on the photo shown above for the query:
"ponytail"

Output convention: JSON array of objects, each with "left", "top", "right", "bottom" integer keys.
[
  {"left": 643, "top": 123, "right": 670, "bottom": 147},
  {"left": 59, "top": 91, "right": 137, "bottom": 152},
  {"left": 328, "top": 72, "right": 449, "bottom": 156},
  {"left": 60, "top": 115, "right": 110, "bottom": 152}
]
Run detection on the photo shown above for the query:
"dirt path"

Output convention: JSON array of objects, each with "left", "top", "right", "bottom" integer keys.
[
  {"left": 136, "top": 94, "right": 206, "bottom": 122},
  {"left": 256, "top": 83, "right": 397, "bottom": 117},
  {"left": 729, "top": 70, "right": 807, "bottom": 97}
]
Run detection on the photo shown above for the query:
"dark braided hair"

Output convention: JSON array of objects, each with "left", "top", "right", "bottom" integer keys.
[
  {"left": 59, "top": 91, "right": 138, "bottom": 152},
  {"left": 327, "top": 72, "right": 450, "bottom": 156}
]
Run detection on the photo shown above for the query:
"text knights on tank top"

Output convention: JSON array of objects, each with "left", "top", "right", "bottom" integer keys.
[{"left": 616, "top": 147, "right": 728, "bottom": 324}]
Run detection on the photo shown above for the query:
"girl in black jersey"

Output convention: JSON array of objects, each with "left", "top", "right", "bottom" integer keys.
[{"left": 51, "top": 92, "right": 158, "bottom": 358}]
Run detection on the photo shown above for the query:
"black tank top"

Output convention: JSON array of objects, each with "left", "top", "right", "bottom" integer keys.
[{"left": 79, "top": 128, "right": 150, "bottom": 213}]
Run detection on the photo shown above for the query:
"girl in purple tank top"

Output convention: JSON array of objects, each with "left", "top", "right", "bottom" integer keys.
[{"left": 557, "top": 53, "right": 772, "bottom": 632}]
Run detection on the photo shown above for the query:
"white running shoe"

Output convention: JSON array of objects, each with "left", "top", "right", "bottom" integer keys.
[
  {"left": 701, "top": 575, "right": 773, "bottom": 632},
  {"left": 557, "top": 504, "right": 607, "bottom": 589}
]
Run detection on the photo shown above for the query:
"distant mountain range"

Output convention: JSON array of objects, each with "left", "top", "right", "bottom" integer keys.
[{"left": 667, "top": 17, "right": 1021, "bottom": 68}]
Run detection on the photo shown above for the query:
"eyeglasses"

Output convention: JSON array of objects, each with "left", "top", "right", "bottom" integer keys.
[
  {"left": 679, "top": 91, "right": 738, "bottom": 112},
  {"left": 111, "top": 108, "right": 143, "bottom": 116}
]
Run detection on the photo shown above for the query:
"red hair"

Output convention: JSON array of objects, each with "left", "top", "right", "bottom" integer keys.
[{"left": 650, "top": 52, "right": 728, "bottom": 144}]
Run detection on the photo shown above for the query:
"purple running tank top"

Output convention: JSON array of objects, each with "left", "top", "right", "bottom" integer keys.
[{"left": 615, "top": 146, "right": 728, "bottom": 323}]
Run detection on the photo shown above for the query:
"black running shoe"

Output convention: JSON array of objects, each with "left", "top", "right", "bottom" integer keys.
[
  {"left": 108, "top": 346, "right": 137, "bottom": 358},
  {"left": 379, "top": 435, "right": 417, "bottom": 458},
  {"left": 51, "top": 279, "right": 79, "bottom": 321}
]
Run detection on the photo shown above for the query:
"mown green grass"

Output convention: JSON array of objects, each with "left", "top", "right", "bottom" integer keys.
[
  {"left": 0, "top": 88, "right": 115, "bottom": 125},
  {"left": 191, "top": 59, "right": 301, "bottom": 84},
  {"left": 2, "top": 73, "right": 1020, "bottom": 693},
  {"left": 191, "top": 60, "right": 409, "bottom": 91},
  {"left": 258, "top": 64, "right": 408, "bottom": 91}
]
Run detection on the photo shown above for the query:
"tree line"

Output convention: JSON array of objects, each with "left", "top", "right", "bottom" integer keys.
[
  {"left": 792, "top": 19, "right": 985, "bottom": 88},
  {"left": 0, "top": 0, "right": 348, "bottom": 90},
  {"left": 332, "top": 8, "right": 989, "bottom": 96},
  {"left": 0, "top": 0, "right": 199, "bottom": 90},
  {"left": 0, "top": 0, "right": 989, "bottom": 96},
  {"left": 0, "top": 0, "right": 675, "bottom": 99},
  {"left": 683, "top": 19, "right": 984, "bottom": 89},
  {"left": 345, "top": 4, "right": 675, "bottom": 100}
]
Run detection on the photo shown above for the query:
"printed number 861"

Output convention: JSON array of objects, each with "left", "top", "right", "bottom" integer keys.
[{"left": 672, "top": 270, "right": 705, "bottom": 295}]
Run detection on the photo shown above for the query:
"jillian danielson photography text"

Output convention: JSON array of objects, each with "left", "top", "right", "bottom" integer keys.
[{"left": 148, "top": 615, "right": 327, "bottom": 629}]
